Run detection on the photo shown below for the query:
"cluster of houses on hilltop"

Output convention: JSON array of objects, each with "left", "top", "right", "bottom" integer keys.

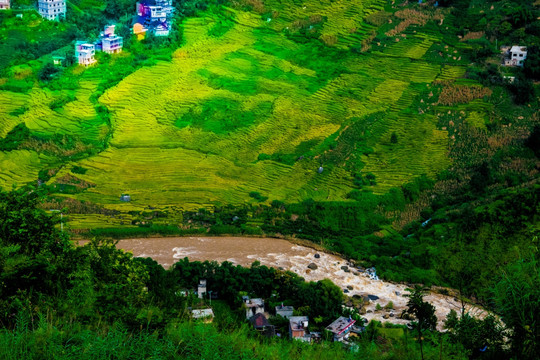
[
  {"left": 75, "top": 25, "right": 124, "bottom": 66},
  {"left": 187, "top": 280, "right": 363, "bottom": 345},
  {"left": 132, "top": 0, "right": 174, "bottom": 39}
]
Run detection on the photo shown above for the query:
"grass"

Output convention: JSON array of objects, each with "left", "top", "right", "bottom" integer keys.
[{"left": 0, "top": 0, "right": 491, "bottom": 227}]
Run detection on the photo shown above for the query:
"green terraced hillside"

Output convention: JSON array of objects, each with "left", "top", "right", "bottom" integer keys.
[{"left": 0, "top": 0, "right": 490, "bottom": 229}]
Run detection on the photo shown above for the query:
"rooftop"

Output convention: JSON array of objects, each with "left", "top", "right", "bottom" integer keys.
[
  {"left": 275, "top": 304, "right": 294, "bottom": 312},
  {"left": 289, "top": 316, "right": 309, "bottom": 331},
  {"left": 250, "top": 313, "right": 271, "bottom": 328},
  {"left": 326, "top": 316, "right": 356, "bottom": 335},
  {"left": 192, "top": 308, "right": 214, "bottom": 319},
  {"left": 511, "top": 45, "right": 527, "bottom": 52},
  {"left": 245, "top": 298, "right": 264, "bottom": 307}
]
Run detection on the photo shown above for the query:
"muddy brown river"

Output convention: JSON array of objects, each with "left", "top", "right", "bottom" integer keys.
[{"left": 105, "top": 236, "right": 486, "bottom": 329}]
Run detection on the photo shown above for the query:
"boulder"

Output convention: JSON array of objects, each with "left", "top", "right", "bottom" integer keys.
[
  {"left": 347, "top": 285, "right": 354, "bottom": 290},
  {"left": 314, "top": 253, "right": 320, "bottom": 259},
  {"left": 307, "top": 263, "right": 318, "bottom": 270},
  {"left": 368, "top": 295, "right": 379, "bottom": 301},
  {"left": 383, "top": 314, "right": 389, "bottom": 319}
]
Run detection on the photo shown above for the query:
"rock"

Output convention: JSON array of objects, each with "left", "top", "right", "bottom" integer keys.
[
  {"left": 359, "top": 307, "right": 367, "bottom": 315},
  {"left": 305, "top": 269, "right": 311, "bottom": 274},
  {"left": 341, "top": 266, "right": 349, "bottom": 272},
  {"left": 343, "top": 289, "right": 349, "bottom": 293},
  {"left": 395, "top": 291, "right": 400, "bottom": 296},
  {"left": 383, "top": 314, "right": 389, "bottom": 319},
  {"left": 278, "top": 267, "right": 284, "bottom": 270},
  {"left": 307, "top": 263, "right": 318, "bottom": 270},
  {"left": 367, "top": 310, "right": 373, "bottom": 313},
  {"left": 347, "top": 285, "right": 354, "bottom": 290},
  {"left": 314, "top": 253, "right": 320, "bottom": 259},
  {"left": 362, "top": 295, "right": 371, "bottom": 303},
  {"left": 389, "top": 312, "right": 395, "bottom": 317},
  {"left": 353, "top": 271, "right": 359, "bottom": 276},
  {"left": 368, "top": 295, "right": 379, "bottom": 301}
]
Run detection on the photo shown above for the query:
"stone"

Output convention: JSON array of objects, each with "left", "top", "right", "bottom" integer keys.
[
  {"left": 307, "top": 263, "right": 318, "bottom": 270},
  {"left": 347, "top": 285, "right": 354, "bottom": 290},
  {"left": 383, "top": 314, "right": 389, "bottom": 319},
  {"left": 368, "top": 295, "right": 379, "bottom": 301},
  {"left": 314, "top": 253, "right": 320, "bottom": 259}
]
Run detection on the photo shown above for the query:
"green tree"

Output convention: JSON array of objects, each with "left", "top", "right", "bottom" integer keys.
[
  {"left": 494, "top": 256, "right": 540, "bottom": 360},
  {"left": 402, "top": 285, "right": 437, "bottom": 360}
]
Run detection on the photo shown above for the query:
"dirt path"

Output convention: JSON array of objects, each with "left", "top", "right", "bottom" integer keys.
[{"left": 109, "top": 236, "right": 487, "bottom": 329}]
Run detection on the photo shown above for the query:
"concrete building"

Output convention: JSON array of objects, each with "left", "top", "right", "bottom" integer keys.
[
  {"left": 96, "top": 25, "right": 123, "bottom": 54},
  {"left": 289, "top": 316, "right": 311, "bottom": 342},
  {"left": 275, "top": 304, "right": 294, "bottom": 319},
  {"left": 0, "top": 0, "right": 10, "bottom": 10},
  {"left": 75, "top": 41, "right": 96, "bottom": 66},
  {"left": 38, "top": 0, "right": 66, "bottom": 21},
  {"left": 244, "top": 298, "right": 264, "bottom": 319},
  {"left": 249, "top": 313, "right": 275, "bottom": 337},
  {"left": 197, "top": 279, "right": 207, "bottom": 299},
  {"left": 133, "top": 0, "right": 174, "bottom": 38},
  {"left": 502, "top": 45, "right": 528, "bottom": 67},
  {"left": 326, "top": 316, "right": 356, "bottom": 342}
]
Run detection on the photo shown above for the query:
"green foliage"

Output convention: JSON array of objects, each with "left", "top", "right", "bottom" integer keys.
[
  {"left": 0, "top": 123, "right": 30, "bottom": 151},
  {"left": 494, "top": 256, "right": 540, "bottom": 360}
]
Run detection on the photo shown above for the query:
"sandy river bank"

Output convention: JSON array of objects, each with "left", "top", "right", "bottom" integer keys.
[{"left": 104, "top": 236, "right": 487, "bottom": 329}]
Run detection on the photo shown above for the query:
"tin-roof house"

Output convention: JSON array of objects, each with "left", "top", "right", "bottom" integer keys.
[
  {"left": 75, "top": 41, "right": 96, "bottom": 66},
  {"left": 326, "top": 316, "right": 356, "bottom": 342},
  {"left": 249, "top": 313, "right": 275, "bottom": 337},
  {"left": 275, "top": 303, "right": 294, "bottom": 319},
  {"left": 192, "top": 308, "right": 214, "bottom": 323}
]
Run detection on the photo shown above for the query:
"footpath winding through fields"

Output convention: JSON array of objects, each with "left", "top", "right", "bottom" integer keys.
[{"left": 109, "top": 236, "right": 487, "bottom": 330}]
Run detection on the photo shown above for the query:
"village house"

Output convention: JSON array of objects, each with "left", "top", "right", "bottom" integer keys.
[
  {"left": 326, "top": 316, "right": 356, "bottom": 342},
  {"left": 197, "top": 279, "right": 206, "bottom": 299},
  {"left": 96, "top": 25, "right": 123, "bottom": 54},
  {"left": 52, "top": 56, "right": 65, "bottom": 66},
  {"left": 191, "top": 308, "right": 214, "bottom": 323},
  {"left": 75, "top": 41, "right": 96, "bottom": 66},
  {"left": 249, "top": 313, "right": 275, "bottom": 337},
  {"left": 0, "top": 0, "right": 10, "bottom": 10},
  {"left": 289, "top": 316, "right": 311, "bottom": 342},
  {"left": 501, "top": 45, "right": 528, "bottom": 67},
  {"left": 38, "top": 0, "right": 66, "bottom": 21},
  {"left": 244, "top": 297, "right": 264, "bottom": 319},
  {"left": 132, "top": 0, "right": 174, "bottom": 38},
  {"left": 275, "top": 303, "right": 294, "bottom": 319}
]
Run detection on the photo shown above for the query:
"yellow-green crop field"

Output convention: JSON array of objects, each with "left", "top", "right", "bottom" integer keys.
[{"left": 0, "top": 0, "right": 492, "bottom": 229}]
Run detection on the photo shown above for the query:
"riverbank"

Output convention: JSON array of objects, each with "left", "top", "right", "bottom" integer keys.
[{"left": 95, "top": 236, "right": 487, "bottom": 329}]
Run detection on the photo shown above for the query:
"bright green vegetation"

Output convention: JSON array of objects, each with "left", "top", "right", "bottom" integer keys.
[{"left": 2, "top": 189, "right": 539, "bottom": 359}]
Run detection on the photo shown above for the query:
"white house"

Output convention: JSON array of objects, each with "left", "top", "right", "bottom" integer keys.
[
  {"left": 75, "top": 41, "right": 96, "bottom": 66},
  {"left": 197, "top": 279, "right": 207, "bottom": 299},
  {"left": 326, "top": 316, "right": 356, "bottom": 342},
  {"left": 275, "top": 304, "right": 294, "bottom": 319},
  {"left": 289, "top": 316, "right": 311, "bottom": 342},
  {"left": 0, "top": 0, "right": 10, "bottom": 10},
  {"left": 38, "top": 0, "right": 66, "bottom": 21},
  {"left": 502, "top": 45, "right": 528, "bottom": 67},
  {"left": 97, "top": 25, "right": 123, "bottom": 54},
  {"left": 244, "top": 298, "right": 264, "bottom": 319},
  {"left": 133, "top": 0, "right": 174, "bottom": 38}
]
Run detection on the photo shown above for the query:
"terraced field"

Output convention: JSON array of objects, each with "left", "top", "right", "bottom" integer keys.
[{"left": 0, "top": 0, "right": 487, "bottom": 227}]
